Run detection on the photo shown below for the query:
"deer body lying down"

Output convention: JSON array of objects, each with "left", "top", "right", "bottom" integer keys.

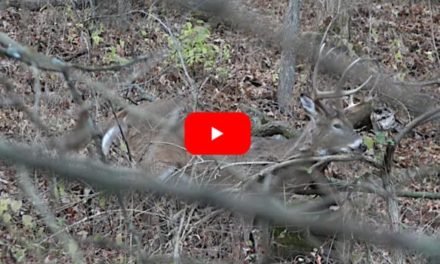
[
  {"left": 101, "top": 93, "right": 366, "bottom": 261},
  {"left": 102, "top": 98, "right": 188, "bottom": 175},
  {"left": 101, "top": 95, "right": 365, "bottom": 195}
]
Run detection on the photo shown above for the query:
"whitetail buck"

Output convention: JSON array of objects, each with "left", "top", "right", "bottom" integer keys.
[
  {"left": 98, "top": 47, "right": 372, "bottom": 261},
  {"left": 101, "top": 89, "right": 366, "bottom": 196},
  {"left": 100, "top": 77, "right": 369, "bottom": 262},
  {"left": 100, "top": 45, "right": 373, "bottom": 198}
]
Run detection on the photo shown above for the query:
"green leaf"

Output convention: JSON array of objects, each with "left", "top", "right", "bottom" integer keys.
[
  {"left": 11, "top": 247, "right": 26, "bottom": 262},
  {"left": 394, "top": 50, "right": 402, "bottom": 62},
  {"left": 425, "top": 51, "right": 434, "bottom": 62},
  {"left": 91, "top": 31, "right": 103, "bottom": 45},
  {"left": 57, "top": 218, "right": 66, "bottom": 226},
  {"left": 116, "top": 233, "right": 123, "bottom": 245},
  {"left": 22, "top": 214, "right": 34, "bottom": 229},
  {"left": 38, "top": 227, "right": 45, "bottom": 236},
  {"left": 3, "top": 212, "right": 12, "bottom": 224},
  {"left": 54, "top": 180, "right": 66, "bottom": 200},
  {"left": 375, "top": 132, "right": 387, "bottom": 145},
  {"left": 171, "top": 20, "right": 228, "bottom": 72},
  {"left": 0, "top": 198, "right": 9, "bottom": 214},
  {"left": 10, "top": 200, "right": 22, "bottom": 213},
  {"left": 94, "top": 234, "right": 103, "bottom": 241},
  {"left": 363, "top": 136, "right": 375, "bottom": 150},
  {"left": 303, "top": 166, "right": 313, "bottom": 174},
  {"left": 99, "top": 195, "right": 106, "bottom": 208}
]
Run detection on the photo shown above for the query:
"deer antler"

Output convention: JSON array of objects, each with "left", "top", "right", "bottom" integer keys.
[{"left": 312, "top": 52, "right": 373, "bottom": 100}]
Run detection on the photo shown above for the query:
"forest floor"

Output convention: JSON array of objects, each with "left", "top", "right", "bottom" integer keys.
[{"left": 0, "top": 1, "right": 439, "bottom": 263}]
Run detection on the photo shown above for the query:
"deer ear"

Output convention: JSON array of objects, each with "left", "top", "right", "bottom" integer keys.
[{"left": 300, "top": 94, "right": 317, "bottom": 117}]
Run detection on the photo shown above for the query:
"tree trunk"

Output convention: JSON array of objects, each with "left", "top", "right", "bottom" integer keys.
[{"left": 278, "top": 0, "right": 301, "bottom": 113}]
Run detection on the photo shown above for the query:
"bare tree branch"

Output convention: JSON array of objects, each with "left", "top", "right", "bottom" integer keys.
[
  {"left": 17, "top": 166, "right": 85, "bottom": 264},
  {"left": 0, "top": 140, "right": 440, "bottom": 257}
]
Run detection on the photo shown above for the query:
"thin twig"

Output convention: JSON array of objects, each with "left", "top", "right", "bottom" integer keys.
[
  {"left": 1, "top": 140, "right": 440, "bottom": 256},
  {"left": 109, "top": 103, "right": 133, "bottom": 162},
  {"left": 428, "top": 0, "right": 440, "bottom": 67},
  {"left": 17, "top": 166, "right": 85, "bottom": 264},
  {"left": 385, "top": 107, "right": 440, "bottom": 172}
]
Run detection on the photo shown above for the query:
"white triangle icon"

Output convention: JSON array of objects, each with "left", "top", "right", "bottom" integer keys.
[{"left": 211, "top": 127, "right": 223, "bottom": 141}]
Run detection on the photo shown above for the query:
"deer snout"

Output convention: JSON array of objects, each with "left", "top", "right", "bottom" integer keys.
[
  {"left": 348, "top": 138, "right": 366, "bottom": 153},
  {"left": 359, "top": 142, "right": 367, "bottom": 152}
]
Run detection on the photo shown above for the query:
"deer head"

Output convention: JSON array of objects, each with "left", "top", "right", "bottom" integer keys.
[
  {"left": 284, "top": 51, "right": 371, "bottom": 158},
  {"left": 296, "top": 94, "right": 365, "bottom": 156}
]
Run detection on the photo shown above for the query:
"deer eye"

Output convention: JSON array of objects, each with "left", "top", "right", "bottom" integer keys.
[{"left": 332, "top": 122, "right": 342, "bottom": 129}]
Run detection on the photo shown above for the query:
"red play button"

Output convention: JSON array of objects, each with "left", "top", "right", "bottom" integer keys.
[
  {"left": 211, "top": 127, "right": 223, "bottom": 141},
  {"left": 184, "top": 112, "right": 251, "bottom": 155}
]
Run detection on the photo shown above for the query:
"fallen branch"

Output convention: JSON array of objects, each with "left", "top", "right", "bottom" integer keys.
[{"left": 0, "top": 140, "right": 440, "bottom": 257}]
